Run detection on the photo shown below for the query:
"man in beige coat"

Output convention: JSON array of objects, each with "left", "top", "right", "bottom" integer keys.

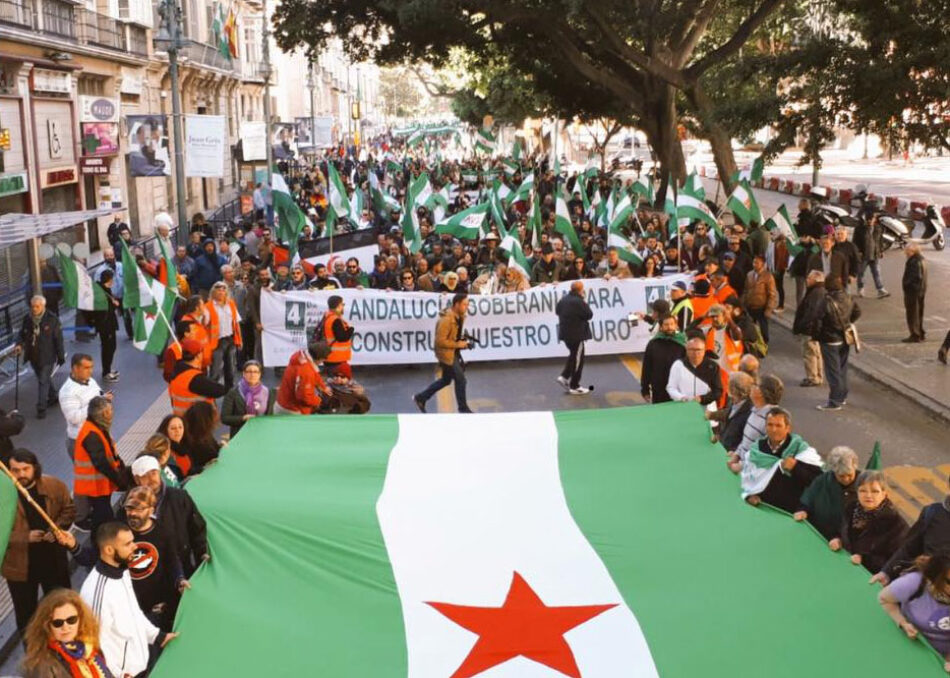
[{"left": 413, "top": 293, "right": 473, "bottom": 413}]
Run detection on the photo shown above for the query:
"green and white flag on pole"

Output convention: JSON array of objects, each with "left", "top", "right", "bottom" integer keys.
[
  {"left": 632, "top": 175, "right": 654, "bottom": 205},
  {"left": 727, "top": 180, "right": 763, "bottom": 227},
  {"left": 475, "top": 128, "right": 496, "bottom": 154},
  {"left": 510, "top": 171, "right": 534, "bottom": 206},
  {"left": 677, "top": 183, "right": 718, "bottom": 233},
  {"left": 663, "top": 174, "right": 678, "bottom": 238},
  {"left": 502, "top": 157, "right": 520, "bottom": 176},
  {"left": 325, "top": 163, "right": 352, "bottom": 237},
  {"left": 683, "top": 170, "right": 705, "bottom": 201},
  {"left": 528, "top": 191, "right": 543, "bottom": 251},
  {"left": 150, "top": 405, "right": 940, "bottom": 678},
  {"left": 499, "top": 235, "right": 531, "bottom": 278},
  {"left": 489, "top": 181, "right": 509, "bottom": 237},
  {"left": 58, "top": 251, "right": 108, "bottom": 311},
  {"left": 369, "top": 172, "right": 400, "bottom": 217},
  {"left": 133, "top": 276, "right": 177, "bottom": 356},
  {"left": 733, "top": 156, "right": 765, "bottom": 184},
  {"left": 348, "top": 187, "right": 365, "bottom": 227},
  {"left": 272, "top": 173, "right": 308, "bottom": 254},
  {"left": 765, "top": 204, "right": 799, "bottom": 246},
  {"left": 425, "top": 186, "right": 450, "bottom": 224},
  {"left": 119, "top": 240, "right": 154, "bottom": 310},
  {"left": 435, "top": 203, "right": 488, "bottom": 240},
  {"left": 400, "top": 172, "right": 431, "bottom": 254},
  {"left": 607, "top": 194, "right": 643, "bottom": 266},
  {"left": 555, "top": 190, "right": 583, "bottom": 254}
]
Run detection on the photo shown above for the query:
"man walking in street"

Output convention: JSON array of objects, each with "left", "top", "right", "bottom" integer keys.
[
  {"left": 742, "top": 254, "right": 778, "bottom": 345},
  {"left": 59, "top": 354, "right": 110, "bottom": 460},
  {"left": 815, "top": 276, "right": 861, "bottom": 411},
  {"left": 853, "top": 213, "right": 889, "bottom": 298},
  {"left": 319, "top": 295, "right": 356, "bottom": 380},
  {"left": 556, "top": 281, "right": 594, "bottom": 395},
  {"left": 793, "top": 270, "right": 826, "bottom": 387},
  {"left": 15, "top": 296, "right": 65, "bottom": 419},
  {"left": 901, "top": 243, "right": 927, "bottom": 343},
  {"left": 414, "top": 293, "right": 474, "bottom": 411}
]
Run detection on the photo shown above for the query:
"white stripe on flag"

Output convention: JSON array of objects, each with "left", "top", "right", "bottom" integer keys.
[
  {"left": 377, "top": 412, "right": 659, "bottom": 678},
  {"left": 76, "top": 265, "right": 95, "bottom": 310}
]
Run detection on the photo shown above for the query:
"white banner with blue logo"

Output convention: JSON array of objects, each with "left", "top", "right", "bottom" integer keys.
[{"left": 260, "top": 275, "right": 690, "bottom": 367}]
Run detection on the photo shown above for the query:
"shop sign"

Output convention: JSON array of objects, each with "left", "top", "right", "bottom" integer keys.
[
  {"left": 42, "top": 166, "right": 77, "bottom": 188},
  {"left": 32, "top": 69, "right": 72, "bottom": 95},
  {"left": 120, "top": 69, "right": 143, "bottom": 95},
  {"left": 79, "top": 96, "right": 118, "bottom": 123},
  {"left": 0, "top": 172, "right": 28, "bottom": 197},
  {"left": 80, "top": 157, "right": 110, "bottom": 175}
]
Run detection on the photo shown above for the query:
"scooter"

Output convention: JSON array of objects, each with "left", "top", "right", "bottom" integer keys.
[
  {"left": 879, "top": 204, "right": 946, "bottom": 251},
  {"left": 809, "top": 186, "right": 861, "bottom": 230}
]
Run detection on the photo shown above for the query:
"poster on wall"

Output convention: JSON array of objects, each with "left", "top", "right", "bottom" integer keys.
[
  {"left": 81, "top": 123, "right": 119, "bottom": 156},
  {"left": 294, "top": 117, "right": 312, "bottom": 148},
  {"left": 240, "top": 121, "right": 267, "bottom": 161},
  {"left": 184, "top": 114, "right": 226, "bottom": 178},
  {"left": 126, "top": 114, "right": 171, "bottom": 177},
  {"left": 271, "top": 122, "right": 296, "bottom": 160},
  {"left": 313, "top": 116, "right": 334, "bottom": 147}
]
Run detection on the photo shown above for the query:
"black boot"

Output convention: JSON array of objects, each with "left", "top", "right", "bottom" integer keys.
[{"left": 939, "top": 331, "right": 950, "bottom": 365}]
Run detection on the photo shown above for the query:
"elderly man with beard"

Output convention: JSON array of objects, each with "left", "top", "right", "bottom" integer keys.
[{"left": 122, "top": 485, "right": 189, "bottom": 631}]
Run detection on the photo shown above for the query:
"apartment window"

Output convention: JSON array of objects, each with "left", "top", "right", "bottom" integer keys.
[{"left": 78, "top": 77, "right": 106, "bottom": 96}]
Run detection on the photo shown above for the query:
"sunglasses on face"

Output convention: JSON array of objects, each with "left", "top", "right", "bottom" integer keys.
[
  {"left": 50, "top": 615, "right": 79, "bottom": 628},
  {"left": 402, "top": 275, "right": 413, "bottom": 281}
]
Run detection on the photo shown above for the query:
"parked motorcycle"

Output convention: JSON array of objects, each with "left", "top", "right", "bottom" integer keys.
[
  {"left": 879, "top": 204, "right": 946, "bottom": 251},
  {"left": 809, "top": 186, "right": 861, "bottom": 230}
]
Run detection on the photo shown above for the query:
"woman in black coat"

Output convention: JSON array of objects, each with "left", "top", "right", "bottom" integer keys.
[{"left": 829, "top": 470, "right": 908, "bottom": 573}]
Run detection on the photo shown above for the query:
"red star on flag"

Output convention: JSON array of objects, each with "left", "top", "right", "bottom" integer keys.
[{"left": 427, "top": 571, "right": 617, "bottom": 678}]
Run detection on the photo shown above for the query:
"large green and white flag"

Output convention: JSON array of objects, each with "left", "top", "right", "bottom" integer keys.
[
  {"left": 765, "top": 204, "right": 799, "bottom": 246},
  {"left": 425, "top": 186, "right": 450, "bottom": 224},
  {"left": 683, "top": 171, "right": 705, "bottom": 201},
  {"left": 325, "top": 163, "right": 352, "bottom": 236},
  {"left": 151, "top": 406, "right": 941, "bottom": 678},
  {"left": 133, "top": 276, "right": 177, "bottom": 356},
  {"left": 400, "top": 172, "right": 431, "bottom": 253},
  {"left": 369, "top": 172, "right": 400, "bottom": 217},
  {"left": 435, "top": 203, "right": 489, "bottom": 240},
  {"left": 554, "top": 190, "right": 583, "bottom": 254},
  {"left": 727, "top": 180, "right": 763, "bottom": 226},
  {"left": 677, "top": 184, "right": 718, "bottom": 233},
  {"left": 607, "top": 194, "right": 643, "bottom": 266},
  {"left": 119, "top": 240, "right": 154, "bottom": 309},
  {"left": 272, "top": 173, "right": 307, "bottom": 254},
  {"left": 475, "top": 128, "right": 496, "bottom": 154},
  {"left": 499, "top": 235, "right": 531, "bottom": 279},
  {"left": 510, "top": 172, "right": 534, "bottom": 206},
  {"left": 58, "top": 251, "right": 108, "bottom": 311}
]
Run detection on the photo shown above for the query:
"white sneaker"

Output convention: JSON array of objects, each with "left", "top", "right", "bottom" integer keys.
[
  {"left": 556, "top": 376, "right": 570, "bottom": 389},
  {"left": 857, "top": 288, "right": 865, "bottom": 297},
  {"left": 569, "top": 387, "right": 591, "bottom": 395},
  {"left": 877, "top": 289, "right": 890, "bottom": 299}
]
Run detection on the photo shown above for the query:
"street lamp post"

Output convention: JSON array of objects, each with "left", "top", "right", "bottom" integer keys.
[
  {"left": 307, "top": 61, "right": 316, "bottom": 155},
  {"left": 154, "top": 0, "right": 188, "bottom": 232},
  {"left": 260, "top": 0, "right": 273, "bottom": 186}
]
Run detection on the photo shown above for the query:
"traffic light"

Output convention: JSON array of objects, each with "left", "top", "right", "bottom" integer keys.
[
  {"left": 0, "top": 128, "right": 10, "bottom": 152},
  {"left": 351, "top": 102, "right": 361, "bottom": 120}
]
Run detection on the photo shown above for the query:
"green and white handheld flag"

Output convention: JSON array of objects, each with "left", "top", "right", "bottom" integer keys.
[
  {"left": 119, "top": 240, "right": 154, "bottom": 309},
  {"left": 425, "top": 186, "right": 450, "bottom": 224},
  {"left": 528, "top": 191, "right": 543, "bottom": 251},
  {"left": 58, "top": 251, "right": 108, "bottom": 311},
  {"left": 733, "top": 156, "right": 765, "bottom": 184},
  {"left": 765, "top": 204, "right": 798, "bottom": 246},
  {"left": 133, "top": 276, "right": 178, "bottom": 356},
  {"left": 502, "top": 157, "right": 519, "bottom": 176},
  {"left": 663, "top": 174, "right": 678, "bottom": 238},
  {"left": 510, "top": 172, "right": 534, "bottom": 206},
  {"left": 489, "top": 181, "right": 509, "bottom": 237},
  {"left": 150, "top": 406, "right": 940, "bottom": 678},
  {"left": 499, "top": 235, "right": 531, "bottom": 278},
  {"left": 400, "top": 172, "right": 431, "bottom": 254},
  {"left": 677, "top": 183, "right": 718, "bottom": 233},
  {"left": 727, "top": 180, "right": 763, "bottom": 226},
  {"left": 325, "top": 163, "right": 352, "bottom": 237},
  {"left": 272, "top": 173, "right": 308, "bottom": 254},
  {"left": 607, "top": 194, "right": 643, "bottom": 266},
  {"left": 475, "top": 128, "right": 496, "bottom": 154},
  {"left": 555, "top": 190, "right": 583, "bottom": 254},
  {"left": 683, "top": 171, "right": 705, "bottom": 201},
  {"left": 632, "top": 175, "right": 654, "bottom": 205},
  {"left": 435, "top": 203, "right": 488, "bottom": 240}
]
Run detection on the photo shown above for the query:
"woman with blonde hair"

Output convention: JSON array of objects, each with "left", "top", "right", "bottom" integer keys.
[
  {"left": 21, "top": 588, "right": 113, "bottom": 677},
  {"left": 142, "top": 432, "right": 181, "bottom": 487}
]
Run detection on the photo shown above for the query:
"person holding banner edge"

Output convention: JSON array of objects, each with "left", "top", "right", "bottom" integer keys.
[{"left": 413, "top": 293, "right": 473, "bottom": 413}]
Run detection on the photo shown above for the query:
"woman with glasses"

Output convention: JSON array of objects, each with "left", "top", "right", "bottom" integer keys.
[
  {"left": 21, "top": 588, "right": 113, "bottom": 678},
  {"left": 220, "top": 360, "right": 275, "bottom": 438},
  {"left": 563, "top": 256, "right": 591, "bottom": 281},
  {"left": 399, "top": 269, "right": 417, "bottom": 292}
]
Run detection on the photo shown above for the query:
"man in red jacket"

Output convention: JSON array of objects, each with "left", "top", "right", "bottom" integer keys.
[{"left": 276, "top": 341, "right": 333, "bottom": 414}]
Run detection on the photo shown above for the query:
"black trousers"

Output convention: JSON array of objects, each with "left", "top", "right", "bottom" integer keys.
[
  {"left": 904, "top": 293, "right": 925, "bottom": 339},
  {"left": 8, "top": 556, "right": 71, "bottom": 632},
  {"left": 561, "top": 341, "right": 586, "bottom": 389},
  {"left": 100, "top": 327, "right": 117, "bottom": 374}
]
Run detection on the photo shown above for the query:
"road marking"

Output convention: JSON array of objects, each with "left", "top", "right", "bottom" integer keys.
[
  {"left": 882, "top": 465, "right": 949, "bottom": 523},
  {"left": 620, "top": 356, "right": 643, "bottom": 381},
  {"left": 930, "top": 315, "right": 947, "bottom": 323}
]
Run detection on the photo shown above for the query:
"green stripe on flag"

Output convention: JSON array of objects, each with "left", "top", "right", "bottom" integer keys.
[
  {"left": 151, "top": 416, "right": 406, "bottom": 677},
  {"left": 0, "top": 472, "right": 16, "bottom": 565}
]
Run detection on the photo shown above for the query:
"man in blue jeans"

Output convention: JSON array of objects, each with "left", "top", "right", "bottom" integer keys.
[
  {"left": 814, "top": 276, "right": 861, "bottom": 412},
  {"left": 414, "top": 293, "right": 472, "bottom": 413}
]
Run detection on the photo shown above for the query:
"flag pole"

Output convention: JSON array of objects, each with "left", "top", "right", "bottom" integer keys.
[
  {"left": 156, "top": 306, "right": 182, "bottom": 350},
  {"left": 0, "top": 458, "right": 65, "bottom": 536}
]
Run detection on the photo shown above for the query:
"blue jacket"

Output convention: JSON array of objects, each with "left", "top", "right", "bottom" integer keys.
[{"left": 190, "top": 251, "right": 225, "bottom": 292}]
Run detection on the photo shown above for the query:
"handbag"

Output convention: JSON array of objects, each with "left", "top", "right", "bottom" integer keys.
[{"left": 828, "top": 297, "right": 861, "bottom": 353}]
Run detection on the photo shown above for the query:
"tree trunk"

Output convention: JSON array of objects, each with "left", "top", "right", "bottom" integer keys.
[
  {"left": 641, "top": 82, "right": 686, "bottom": 208},
  {"left": 684, "top": 83, "right": 738, "bottom": 195}
]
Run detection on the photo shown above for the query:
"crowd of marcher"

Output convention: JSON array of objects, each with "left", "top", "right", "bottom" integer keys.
[{"left": 1, "top": 130, "right": 949, "bottom": 676}]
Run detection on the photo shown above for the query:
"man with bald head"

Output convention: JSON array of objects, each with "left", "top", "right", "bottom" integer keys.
[{"left": 555, "top": 280, "right": 594, "bottom": 395}]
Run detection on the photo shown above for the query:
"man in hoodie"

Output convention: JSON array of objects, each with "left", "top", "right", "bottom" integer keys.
[
  {"left": 189, "top": 238, "right": 226, "bottom": 298},
  {"left": 814, "top": 275, "right": 861, "bottom": 411},
  {"left": 79, "top": 522, "right": 178, "bottom": 677},
  {"left": 640, "top": 314, "right": 686, "bottom": 403},
  {"left": 665, "top": 336, "right": 722, "bottom": 405}
]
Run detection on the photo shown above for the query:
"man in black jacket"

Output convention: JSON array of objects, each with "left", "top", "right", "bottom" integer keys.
[
  {"left": 833, "top": 225, "right": 860, "bottom": 291},
  {"left": 873, "top": 489, "right": 950, "bottom": 585},
  {"left": 807, "top": 225, "right": 850, "bottom": 290},
  {"left": 640, "top": 315, "right": 686, "bottom": 403},
  {"left": 853, "top": 213, "right": 889, "bottom": 298},
  {"left": 901, "top": 244, "right": 927, "bottom": 342},
  {"left": 0, "top": 406, "right": 25, "bottom": 464},
  {"left": 15, "top": 295, "right": 65, "bottom": 419},
  {"left": 814, "top": 276, "right": 861, "bottom": 411},
  {"left": 792, "top": 270, "right": 826, "bottom": 387},
  {"left": 555, "top": 281, "right": 593, "bottom": 395}
]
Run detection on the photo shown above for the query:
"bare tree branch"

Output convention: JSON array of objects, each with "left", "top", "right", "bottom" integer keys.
[{"left": 407, "top": 64, "right": 455, "bottom": 98}]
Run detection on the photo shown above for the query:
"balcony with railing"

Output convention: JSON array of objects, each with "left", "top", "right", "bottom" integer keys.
[
  {"left": 180, "top": 38, "right": 236, "bottom": 72},
  {"left": 41, "top": 0, "right": 75, "bottom": 39},
  {"left": 78, "top": 8, "right": 124, "bottom": 49},
  {"left": 128, "top": 23, "right": 148, "bottom": 55}
]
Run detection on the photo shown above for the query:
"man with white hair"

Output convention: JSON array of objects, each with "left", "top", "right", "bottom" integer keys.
[
  {"left": 794, "top": 445, "right": 859, "bottom": 539},
  {"left": 901, "top": 243, "right": 927, "bottom": 343},
  {"left": 15, "top": 296, "right": 65, "bottom": 419}
]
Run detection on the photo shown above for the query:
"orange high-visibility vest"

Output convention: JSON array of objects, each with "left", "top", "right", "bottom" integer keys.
[
  {"left": 322, "top": 312, "right": 352, "bottom": 364},
  {"left": 205, "top": 298, "right": 242, "bottom": 349},
  {"left": 73, "top": 421, "right": 120, "bottom": 497},
  {"left": 182, "top": 312, "right": 213, "bottom": 368},
  {"left": 168, "top": 368, "right": 215, "bottom": 416}
]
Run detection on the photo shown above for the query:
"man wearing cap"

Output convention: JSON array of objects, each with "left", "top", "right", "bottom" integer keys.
[
  {"left": 711, "top": 268, "right": 738, "bottom": 305},
  {"left": 807, "top": 225, "right": 849, "bottom": 289},
  {"left": 277, "top": 341, "right": 334, "bottom": 414},
  {"left": 167, "top": 339, "right": 228, "bottom": 416},
  {"left": 670, "top": 281, "right": 694, "bottom": 331},
  {"left": 475, "top": 232, "right": 501, "bottom": 271},
  {"left": 531, "top": 243, "right": 563, "bottom": 286},
  {"left": 721, "top": 251, "right": 746, "bottom": 296},
  {"left": 205, "top": 281, "right": 242, "bottom": 390}
]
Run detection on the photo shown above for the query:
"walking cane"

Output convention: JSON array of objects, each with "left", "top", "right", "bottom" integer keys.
[{"left": 14, "top": 349, "right": 20, "bottom": 412}]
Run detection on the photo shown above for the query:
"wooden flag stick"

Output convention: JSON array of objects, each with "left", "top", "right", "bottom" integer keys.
[{"left": 0, "top": 458, "right": 64, "bottom": 536}]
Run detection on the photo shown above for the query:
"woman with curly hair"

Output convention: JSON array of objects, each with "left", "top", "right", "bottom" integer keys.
[{"left": 21, "top": 588, "right": 113, "bottom": 678}]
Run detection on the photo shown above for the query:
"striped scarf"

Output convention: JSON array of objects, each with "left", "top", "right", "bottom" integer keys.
[{"left": 48, "top": 640, "right": 112, "bottom": 678}]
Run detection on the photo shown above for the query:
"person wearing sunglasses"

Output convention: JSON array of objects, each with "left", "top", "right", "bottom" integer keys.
[
  {"left": 21, "top": 588, "right": 113, "bottom": 678},
  {"left": 400, "top": 270, "right": 417, "bottom": 292}
]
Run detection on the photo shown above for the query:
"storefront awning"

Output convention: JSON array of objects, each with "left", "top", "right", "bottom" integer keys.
[{"left": 0, "top": 208, "right": 123, "bottom": 249}]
